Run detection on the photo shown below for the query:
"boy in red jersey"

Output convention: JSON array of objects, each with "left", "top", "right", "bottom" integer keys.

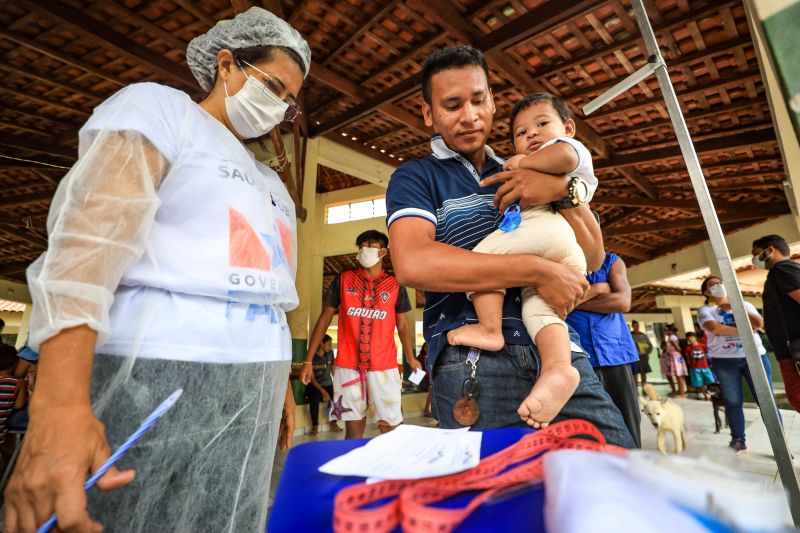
[{"left": 301, "top": 230, "right": 421, "bottom": 439}]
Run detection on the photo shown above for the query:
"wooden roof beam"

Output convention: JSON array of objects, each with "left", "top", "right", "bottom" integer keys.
[
  {"left": 0, "top": 190, "right": 55, "bottom": 209},
  {"left": 592, "top": 195, "right": 745, "bottom": 210},
  {"left": 0, "top": 27, "right": 128, "bottom": 87},
  {"left": 585, "top": 69, "right": 762, "bottom": 122},
  {"left": 22, "top": 0, "right": 196, "bottom": 90},
  {"left": 604, "top": 207, "right": 789, "bottom": 237},
  {"left": 605, "top": 241, "right": 652, "bottom": 261},
  {"left": 594, "top": 129, "right": 777, "bottom": 170},
  {"left": 309, "top": 64, "right": 429, "bottom": 136},
  {"left": 0, "top": 134, "right": 75, "bottom": 160}
]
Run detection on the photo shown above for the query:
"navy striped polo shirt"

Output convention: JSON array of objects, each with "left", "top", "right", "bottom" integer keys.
[{"left": 386, "top": 135, "right": 533, "bottom": 369}]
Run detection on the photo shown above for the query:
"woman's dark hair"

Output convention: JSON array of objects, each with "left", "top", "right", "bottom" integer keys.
[
  {"left": 211, "top": 45, "right": 304, "bottom": 90},
  {"left": 700, "top": 275, "right": 721, "bottom": 295},
  {"left": 421, "top": 45, "right": 489, "bottom": 105},
  {"left": 322, "top": 334, "right": 332, "bottom": 344},
  {"left": 509, "top": 93, "right": 572, "bottom": 144}
]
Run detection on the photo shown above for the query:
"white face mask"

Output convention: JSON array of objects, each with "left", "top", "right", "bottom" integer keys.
[
  {"left": 752, "top": 254, "right": 767, "bottom": 270},
  {"left": 224, "top": 75, "right": 288, "bottom": 139},
  {"left": 709, "top": 283, "right": 727, "bottom": 300},
  {"left": 356, "top": 247, "right": 381, "bottom": 268}
]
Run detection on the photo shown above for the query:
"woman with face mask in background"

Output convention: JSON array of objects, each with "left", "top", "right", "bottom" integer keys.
[
  {"left": 697, "top": 276, "right": 777, "bottom": 454},
  {"left": 5, "top": 8, "right": 311, "bottom": 532}
]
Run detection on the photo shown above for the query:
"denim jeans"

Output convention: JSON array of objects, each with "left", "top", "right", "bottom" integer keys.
[
  {"left": 711, "top": 355, "right": 776, "bottom": 442},
  {"left": 431, "top": 343, "right": 636, "bottom": 448}
]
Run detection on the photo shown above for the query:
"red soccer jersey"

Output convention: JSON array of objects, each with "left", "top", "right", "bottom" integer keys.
[
  {"left": 325, "top": 269, "right": 411, "bottom": 371},
  {"left": 685, "top": 343, "right": 710, "bottom": 369}
]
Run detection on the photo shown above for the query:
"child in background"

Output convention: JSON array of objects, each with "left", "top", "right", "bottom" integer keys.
[
  {"left": 665, "top": 325, "right": 688, "bottom": 397},
  {"left": 447, "top": 93, "right": 597, "bottom": 428},
  {"left": 685, "top": 332, "right": 714, "bottom": 400},
  {"left": 0, "top": 349, "right": 24, "bottom": 467}
]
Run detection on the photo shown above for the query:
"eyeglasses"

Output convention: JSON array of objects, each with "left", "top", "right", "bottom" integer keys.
[{"left": 239, "top": 59, "right": 302, "bottom": 123}]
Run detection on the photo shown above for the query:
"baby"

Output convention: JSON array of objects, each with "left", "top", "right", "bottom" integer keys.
[{"left": 448, "top": 93, "right": 597, "bottom": 428}]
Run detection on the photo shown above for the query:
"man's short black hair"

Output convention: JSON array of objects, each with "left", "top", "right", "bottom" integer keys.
[
  {"left": 0, "top": 349, "right": 17, "bottom": 371},
  {"left": 753, "top": 234, "right": 790, "bottom": 256},
  {"left": 631, "top": 320, "right": 639, "bottom": 326},
  {"left": 322, "top": 334, "right": 332, "bottom": 344},
  {"left": 508, "top": 93, "right": 573, "bottom": 143},
  {"left": 356, "top": 230, "right": 388, "bottom": 248},
  {"left": 686, "top": 332, "right": 697, "bottom": 339},
  {"left": 421, "top": 45, "right": 489, "bottom": 105}
]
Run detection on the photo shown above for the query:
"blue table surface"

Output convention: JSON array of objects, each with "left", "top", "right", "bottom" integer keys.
[
  {"left": 268, "top": 427, "right": 732, "bottom": 533},
  {"left": 268, "top": 427, "right": 544, "bottom": 533}
]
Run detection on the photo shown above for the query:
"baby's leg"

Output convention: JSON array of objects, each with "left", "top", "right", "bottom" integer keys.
[
  {"left": 447, "top": 291, "right": 505, "bottom": 351},
  {"left": 517, "top": 319, "right": 579, "bottom": 428}
]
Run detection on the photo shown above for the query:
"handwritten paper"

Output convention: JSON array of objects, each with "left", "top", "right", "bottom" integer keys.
[{"left": 319, "top": 425, "right": 482, "bottom": 480}]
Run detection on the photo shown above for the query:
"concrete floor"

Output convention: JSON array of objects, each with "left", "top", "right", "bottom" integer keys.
[{"left": 270, "top": 383, "right": 800, "bottom": 525}]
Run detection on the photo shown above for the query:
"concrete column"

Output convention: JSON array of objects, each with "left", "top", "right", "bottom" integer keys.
[
  {"left": 669, "top": 305, "right": 695, "bottom": 337},
  {"left": 287, "top": 138, "right": 319, "bottom": 365}
]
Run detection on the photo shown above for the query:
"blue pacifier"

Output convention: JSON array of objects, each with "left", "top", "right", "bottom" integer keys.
[{"left": 499, "top": 204, "right": 521, "bottom": 232}]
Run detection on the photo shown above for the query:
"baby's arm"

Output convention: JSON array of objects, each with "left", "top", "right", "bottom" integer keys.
[{"left": 516, "top": 142, "right": 579, "bottom": 175}]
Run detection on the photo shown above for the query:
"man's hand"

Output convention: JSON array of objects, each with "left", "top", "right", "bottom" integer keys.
[
  {"left": 503, "top": 154, "right": 526, "bottom": 171},
  {"left": 406, "top": 357, "right": 422, "bottom": 373},
  {"left": 299, "top": 363, "right": 313, "bottom": 385},
  {"left": 481, "top": 169, "right": 568, "bottom": 212},
  {"left": 534, "top": 260, "right": 589, "bottom": 319},
  {"left": 580, "top": 282, "right": 611, "bottom": 304},
  {"left": 278, "top": 382, "right": 295, "bottom": 451},
  {"left": 321, "top": 389, "right": 331, "bottom": 403},
  {"left": 4, "top": 403, "right": 135, "bottom": 533}
]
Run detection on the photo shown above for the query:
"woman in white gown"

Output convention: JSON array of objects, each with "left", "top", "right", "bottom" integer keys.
[{"left": 4, "top": 7, "right": 310, "bottom": 532}]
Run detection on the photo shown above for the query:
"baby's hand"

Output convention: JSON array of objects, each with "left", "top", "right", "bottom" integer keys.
[{"left": 503, "top": 154, "right": 526, "bottom": 171}]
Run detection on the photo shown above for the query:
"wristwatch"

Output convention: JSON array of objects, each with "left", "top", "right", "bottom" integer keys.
[{"left": 550, "top": 176, "right": 590, "bottom": 212}]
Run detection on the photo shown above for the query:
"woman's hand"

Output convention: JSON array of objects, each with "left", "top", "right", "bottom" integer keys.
[{"left": 4, "top": 402, "right": 134, "bottom": 533}]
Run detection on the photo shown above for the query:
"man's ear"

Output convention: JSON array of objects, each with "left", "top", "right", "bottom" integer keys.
[
  {"left": 422, "top": 101, "right": 434, "bottom": 128},
  {"left": 564, "top": 118, "right": 577, "bottom": 138}
]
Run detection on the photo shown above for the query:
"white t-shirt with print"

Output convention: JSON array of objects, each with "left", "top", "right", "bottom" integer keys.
[
  {"left": 88, "top": 83, "right": 298, "bottom": 364},
  {"left": 697, "top": 302, "right": 766, "bottom": 359}
]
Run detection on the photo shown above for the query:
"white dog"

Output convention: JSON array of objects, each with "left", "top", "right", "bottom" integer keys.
[{"left": 641, "top": 384, "right": 687, "bottom": 455}]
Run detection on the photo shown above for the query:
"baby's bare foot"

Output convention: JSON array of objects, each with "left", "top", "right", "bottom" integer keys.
[
  {"left": 447, "top": 324, "right": 504, "bottom": 351},
  {"left": 517, "top": 363, "right": 580, "bottom": 428}
]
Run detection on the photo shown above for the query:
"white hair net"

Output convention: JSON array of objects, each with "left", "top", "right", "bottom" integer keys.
[{"left": 186, "top": 6, "right": 312, "bottom": 92}]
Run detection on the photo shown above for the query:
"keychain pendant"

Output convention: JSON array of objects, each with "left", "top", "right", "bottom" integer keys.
[{"left": 453, "top": 396, "right": 480, "bottom": 426}]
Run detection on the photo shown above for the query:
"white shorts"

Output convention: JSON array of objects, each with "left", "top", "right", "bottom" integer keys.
[{"left": 332, "top": 366, "right": 403, "bottom": 426}]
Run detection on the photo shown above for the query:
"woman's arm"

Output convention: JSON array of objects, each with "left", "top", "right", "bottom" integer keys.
[{"left": 702, "top": 320, "right": 740, "bottom": 336}]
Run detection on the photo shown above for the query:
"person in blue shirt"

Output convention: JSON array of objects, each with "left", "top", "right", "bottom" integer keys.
[
  {"left": 386, "top": 45, "right": 634, "bottom": 448},
  {"left": 566, "top": 252, "right": 642, "bottom": 447}
]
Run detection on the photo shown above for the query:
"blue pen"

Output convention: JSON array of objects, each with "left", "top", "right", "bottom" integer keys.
[{"left": 35, "top": 389, "right": 183, "bottom": 533}]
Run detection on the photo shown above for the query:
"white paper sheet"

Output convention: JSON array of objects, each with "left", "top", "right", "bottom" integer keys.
[
  {"left": 408, "top": 368, "right": 426, "bottom": 385},
  {"left": 319, "top": 425, "right": 482, "bottom": 480}
]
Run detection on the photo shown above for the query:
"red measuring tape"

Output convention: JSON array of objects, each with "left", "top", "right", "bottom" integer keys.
[{"left": 332, "top": 419, "right": 627, "bottom": 533}]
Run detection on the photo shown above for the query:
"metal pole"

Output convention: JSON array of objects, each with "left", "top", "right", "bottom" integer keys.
[{"left": 583, "top": 0, "right": 800, "bottom": 524}]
